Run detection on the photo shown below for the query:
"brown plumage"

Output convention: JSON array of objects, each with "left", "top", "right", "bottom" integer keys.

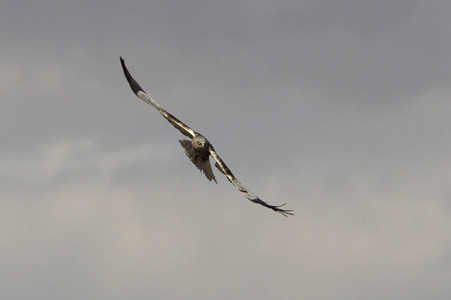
[
  {"left": 179, "top": 138, "right": 217, "bottom": 183},
  {"left": 120, "top": 57, "right": 293, "bottom": 217}
]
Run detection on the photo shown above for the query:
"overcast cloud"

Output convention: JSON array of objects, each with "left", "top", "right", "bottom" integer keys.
[{"left": 1, "top": 1, "right": 450, "bottom": 299}]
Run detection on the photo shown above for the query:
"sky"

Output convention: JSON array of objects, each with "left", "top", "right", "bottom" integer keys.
[{"left": 1, "top": 1, "right": 450, "bottom": 299}]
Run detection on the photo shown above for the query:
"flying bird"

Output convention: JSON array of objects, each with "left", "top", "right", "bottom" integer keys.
[{"left": 120, "top": 57, "right": 293, "bottom": 217}]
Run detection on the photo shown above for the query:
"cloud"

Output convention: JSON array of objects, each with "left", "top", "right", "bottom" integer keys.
[{"left": 1, "top": 1, "right": 450, "bottom": 299}]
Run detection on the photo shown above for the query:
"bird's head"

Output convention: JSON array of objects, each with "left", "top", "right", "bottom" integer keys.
[{"left": 192, "top": 135, "right": 209, "bottom": 150}]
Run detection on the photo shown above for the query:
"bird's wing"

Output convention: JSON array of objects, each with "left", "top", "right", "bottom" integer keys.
[
  {"left": 120, "top": 57, "right": 195, "bottom": 138},
  {"left": 209, "top": 146, "right": 293, "bottom": 217}
]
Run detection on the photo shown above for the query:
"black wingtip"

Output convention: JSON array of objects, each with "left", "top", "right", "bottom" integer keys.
[
  {"left": 119, "top": 56, "right": 146, "bottom": 95},
  {"left": 272, "top": 203, "right": 294, "bottom": 217},
  {"left": 119, "top": 56, "right": 129, "bottom": 77},
  {"left": 251, "top": 199, "right": 294, "bottom": 217}
]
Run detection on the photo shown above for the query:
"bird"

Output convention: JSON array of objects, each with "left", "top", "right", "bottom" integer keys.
[{"left": 120, "top": 57, "right": 293, "bottom": 217}]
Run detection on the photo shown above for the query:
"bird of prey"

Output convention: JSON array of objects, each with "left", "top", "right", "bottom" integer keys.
[{"left": 120, "top": 57, "right": 293, "bottom": 217}]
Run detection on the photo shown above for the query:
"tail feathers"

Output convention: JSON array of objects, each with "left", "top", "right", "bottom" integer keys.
[
  {"left": 195, "top": 159, "right": 217, "bottom": 183},
  {"left": 179, "top": 139, "right": 217, "bottom": 183}
]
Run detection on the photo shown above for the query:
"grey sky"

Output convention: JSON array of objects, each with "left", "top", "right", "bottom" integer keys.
[{"left": 1, "top": 1, "right": 450, "bottom": 299}]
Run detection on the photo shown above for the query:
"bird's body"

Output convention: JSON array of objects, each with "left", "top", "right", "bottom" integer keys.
[
  {"left": 179, "top": 136, "right": 217, "bottom": 183},
  {"left": 120, "top": 57, "right": 293, "bottom": 216}
]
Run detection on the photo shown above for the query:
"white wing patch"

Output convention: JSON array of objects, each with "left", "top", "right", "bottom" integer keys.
[
  {"left": 120, "top": 56, "right": 293, "bottom": 217},
  {"left": 137, "top": 91, "right": 162, "bottom": 110},
  {"left": 209, "top": 147, "right": 293, "bottom": 217}
]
